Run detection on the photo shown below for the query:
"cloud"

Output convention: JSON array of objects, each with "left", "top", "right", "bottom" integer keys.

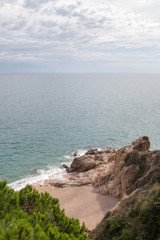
[{"left": 0, "top": 0, "right": 160, "bottom": 72}]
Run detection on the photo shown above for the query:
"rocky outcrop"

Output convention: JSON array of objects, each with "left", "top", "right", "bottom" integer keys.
[
  {"left": 67, "top": 155, "right": 96, "bottom": 172},
  {"left": 132, "top": 136, "right": 150, "bottom": 151},
  {"left": 60, "top": 136, "right": 160, "bottom": 198},
  {"left": 48, "top": 136, "right": 160, "bottom": 240},
  {"left": 97, "top": 136, "right": 154, "bottom": 197},
  {"left": 85, "top": 148, "right": 99, "bottom": 155},
  {"left": 66, "top": 148, "right": 113, "bottom": 173}
]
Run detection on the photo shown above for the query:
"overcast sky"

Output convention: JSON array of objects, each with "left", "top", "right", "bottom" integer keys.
[{"left": 0, "top": 0, "right": 160, "bottom": 73}]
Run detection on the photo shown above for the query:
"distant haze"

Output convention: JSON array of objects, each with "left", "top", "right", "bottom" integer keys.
[{"left": 0, "top": 0, "right": 160, "bottom": 73}]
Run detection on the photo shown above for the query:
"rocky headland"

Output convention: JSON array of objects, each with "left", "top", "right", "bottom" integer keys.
[
  {"left": 35, "top": 136, "right": 160, "bottom": 239},
  {"left": 52, "top": 136, "right": 159, "bottom": 199}
]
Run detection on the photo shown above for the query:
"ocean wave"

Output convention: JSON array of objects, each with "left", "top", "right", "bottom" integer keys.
[
  {"left": 8, "top": 166, "right": 67, "bottom": 191},
  {"left": 61, "top": 149, "right": 87, "bottom": 160},
  {"left": 8, "top": 149, "right": 88, "bottom": 191}
]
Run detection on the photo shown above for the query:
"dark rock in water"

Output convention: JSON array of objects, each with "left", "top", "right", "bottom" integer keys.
[
  {"left": 85, "top": 148, "right": 98, "bottom": 155},
  {"left": 132, "top": 136, "right": 150, "bottom": 151},
  {"left": 31, "top": 169, "right": 38, "bottom": 174},
  {"left": 73, "top": 151, "right": 78, "bottom": 157},
  {"left": 61, "top": 164, "right": 72, "bottom": 173},
  {"left": 61, "top": 164, "right": 69, "bottom": 169}
]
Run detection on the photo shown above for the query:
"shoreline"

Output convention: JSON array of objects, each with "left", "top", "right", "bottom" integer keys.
[
  {"left": 34, "top": 183, "right": 119, "bottom": 230},
  {"left": 8, "top": 136, "right": 154, "bottom": 234},
  {"left": 12, "top": 137, "right": 151, "bottom": 230}
]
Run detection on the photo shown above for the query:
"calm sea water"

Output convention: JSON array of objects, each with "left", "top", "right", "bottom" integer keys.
[{"left": 0, "top": 73, "right": 160, "bottom": 189}]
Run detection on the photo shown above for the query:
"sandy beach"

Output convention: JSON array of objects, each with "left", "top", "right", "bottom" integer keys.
[{"left": 34, "top": 184, "right": 119, "bottom": 230}]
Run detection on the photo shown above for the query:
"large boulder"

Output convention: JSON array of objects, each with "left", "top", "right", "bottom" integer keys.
[
  {"left": 132, "top": 136, "right": 150, "bottom": 151},
  {"left": 67, "top": 155, "right": 96, "bottom": 173}
]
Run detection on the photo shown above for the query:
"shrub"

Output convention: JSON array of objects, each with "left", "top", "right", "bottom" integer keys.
[
  {"left": 0, "top": 181, "right": 91, "bottom": 240},
  {"left": 92, "top": 184, "right": 160, "bottom": 240}
]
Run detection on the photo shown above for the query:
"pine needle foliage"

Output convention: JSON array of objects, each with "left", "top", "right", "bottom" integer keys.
[{"left": 0, "top": 181, "right": 91, "bottom": 240}]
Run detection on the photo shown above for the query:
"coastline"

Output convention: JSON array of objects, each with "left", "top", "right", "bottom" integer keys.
[
  {"left": 10, "top": 136, "right": 153, "bottom": 231},
  {"left": 34, "top": 183, "right": 119, "bottom": 230},
  {"left": 2, "top": 136, "right": 160, "bottom": 239},
  {"left": 32, "top": 136, "right": 152, "bottom": 230}
]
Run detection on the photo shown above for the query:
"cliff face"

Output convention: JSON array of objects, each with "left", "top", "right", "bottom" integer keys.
[
  {"left": 98, "top": 136, "right": 160, "bottom": 197},
  {"left": 64, "top": 136, "right": 160, "bottom": 199}
]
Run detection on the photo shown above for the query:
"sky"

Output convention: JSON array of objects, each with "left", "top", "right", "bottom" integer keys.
[{"left": 0, "top": 0, "right": 160, "bottom": 73}]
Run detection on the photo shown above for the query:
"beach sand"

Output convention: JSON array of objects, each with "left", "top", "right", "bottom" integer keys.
[{"left": 34, "top": 184, "right": 119, "bottom": 230}]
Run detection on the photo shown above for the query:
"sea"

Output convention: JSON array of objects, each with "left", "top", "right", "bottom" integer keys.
[{"left": 0, "top": 73, "right": 160, "bottom": 190}]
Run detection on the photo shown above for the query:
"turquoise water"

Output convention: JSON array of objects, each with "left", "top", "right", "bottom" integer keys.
[{"left": 0, "top": 73, "right": 160, "bottom": 189}]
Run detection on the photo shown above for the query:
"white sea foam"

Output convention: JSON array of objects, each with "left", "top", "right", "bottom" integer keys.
[
  {"left": 76, "top": 149, "right": 88, "bottom": 156},
  {"left": 59, "top": 149, "right": 87, "bottom": 164},
  {"left": 8, "top": 149, "right": 88, "bottom": 191},
  {"left": 8, "top": 166, "right": 67, "bottom": 191}
]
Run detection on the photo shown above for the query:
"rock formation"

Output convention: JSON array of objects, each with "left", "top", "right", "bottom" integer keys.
[
  {"left": 132, "top": 136, "right": 150, "bottom": 151},
  {"left": 57, "top": 136, "right": 160, "bottom": 198},
  {"left": 90, "top": 137, "right": 160, "bottom": 239},
  {"left": 48, "top": 136, "right": 160, "bottom": 240},
  {"left": 67, "top": 155, "right": 96, "bottom": 172}
]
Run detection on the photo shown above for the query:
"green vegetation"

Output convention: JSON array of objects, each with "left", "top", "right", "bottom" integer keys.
[
  {"left": 132, "top": 162, "right": 145, "bottom": 184},
  {"left": 123, "top": 152, "right": 146, "bottom": 187},
  {"left": 0, "top": 181, "right": 91, "bottom": 240},
  {"left": 91, "top": 184, "right": 160, "bottom": 240},
  {"left": 124, "top": 153, "right": 131, "bottom": 165}
]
